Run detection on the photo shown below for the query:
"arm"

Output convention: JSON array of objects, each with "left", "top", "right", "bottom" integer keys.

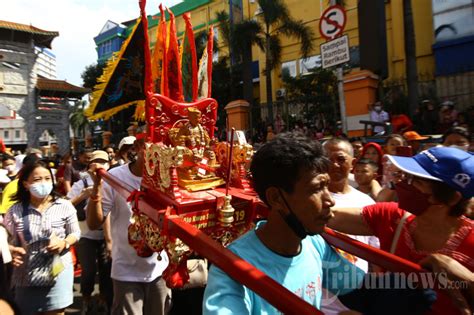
[
  {"left": 338, "top": 273, "right": 436, "bottom": 315},
  {"left": 86, "top": 163, "right": 107, "bottom": 230},
  {"left": 328, "top": 207, "right": 373, "bottom": 236},
  {"left": 63, "top": 165, "right": 73, "bottom": 194},
  {"left": 103, "top": 214, "right": 112, "bottom": 257},
  {"left": 47, "top": 201, "right": 81, "bottom": 254},
  {"left": 420, "top": 254, "right": 473, "bottom": 315},
  {"left": 203, "top": 265, "right": 252, "bottom": 314}
]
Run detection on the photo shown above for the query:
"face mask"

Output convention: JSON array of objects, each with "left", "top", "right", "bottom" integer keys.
[
  {"left": 108, "top": 153, "right": 114, "bottom": 161},
  {"left": 4, "top": 165, "right": 16, "bottom": 173},
  {"left": 103, "top": 163, "right": 110, "bottom": 170},
  {"left": 127, "top": 151, "right": 137, "bottom": 163},
  {"left": 374, "top": 106, "right": 382, "bottom": 112},
  {"left": 278, "top": 190, "right": 309, "bottom": 239},
  {"left": 29, "top": 182, "right": 53, "bottom": 199},
  {"left": 395, "top": 181, "right": 431, "bottom": 215},
  {"left": 449, "top": 144, "right": 469, "bottom": 152}
]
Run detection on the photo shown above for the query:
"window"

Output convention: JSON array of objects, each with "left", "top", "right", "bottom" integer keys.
[
  {"left": 4, "top": 130, "right": 9, "bottom": 139},
  {"left": 15, "top": 130, "right": 20, "bottom": 139},
  {"left": 300, "top": 55, "right": 322, "bottom": 74},
  {"left": 281, "top": 60, "right": 297, "bottom": 78}
]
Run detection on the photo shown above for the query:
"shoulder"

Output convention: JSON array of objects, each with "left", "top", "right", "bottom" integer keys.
[
  {"left": 5, "top": 202, "right": 22, "bottom": 216},
  {"left": 348, "top": 187, "right": 376, "bottom": 206},
  {"left": 227, "top": 230, "right": 257, "bottom": 255},
  {"left": 52, "top": 198, "right": 75, "bottom": 210},
  {"left": 108, "top": 164, "right": 131, "bottom": 177}
]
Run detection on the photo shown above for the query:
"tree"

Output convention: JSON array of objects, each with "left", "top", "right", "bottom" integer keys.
[
  {"left": 69, "top": 100, "right": 89, "bottom": 139},
  {"left": 81, "top": 63, "right": 105, "bottom": 89},
  {"left": 256, "top": 0, "right": 314, "bottom": 124},
  {"left": 282, "top": 67, "right": 338, "bottom": 131},
  {"left": 216, "top": 11, "right": 264, "bottom": 133},
  {"left": 403, "top": 0, "right": 418, "bottom": 117}
]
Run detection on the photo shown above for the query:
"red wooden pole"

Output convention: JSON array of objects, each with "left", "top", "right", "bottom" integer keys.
[{"left": 322, "top": 228, "right": 424, "bottom": 273}]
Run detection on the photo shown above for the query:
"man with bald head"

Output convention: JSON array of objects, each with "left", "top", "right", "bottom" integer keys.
[{"left": 321, "top": 138, "right": 379, "bottom": 315}]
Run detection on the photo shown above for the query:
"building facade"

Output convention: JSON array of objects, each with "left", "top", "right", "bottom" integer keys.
[{"left": 0, "top": 20, "right": 88, "bottom": 153}]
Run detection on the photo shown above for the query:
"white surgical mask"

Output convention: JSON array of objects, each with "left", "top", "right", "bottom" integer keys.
[
  {"left": 374, "top": 106, "right": 382, "bottom": 112},
  {"left": 4, "top": 165, "right": 16, "bottom": 173},
  {"left": 29, "top": 182, "right": 53, "bottom": 199},
  {"left": 449, "top": 144, "right": 469, "bottom": 152}
]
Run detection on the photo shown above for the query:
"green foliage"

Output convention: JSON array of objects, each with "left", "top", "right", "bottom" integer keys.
[
  {"left": 257, "top": 0, "right": 315, "bottom": 70},
  {"left": 282, "top": 67, "right": 338, "bottom": 127},
  {"left": 81, "top": 63, "right": 105, "bottom": 89},
  {"left": 69, "top": 100, "right": 90, "bottom": 138}
]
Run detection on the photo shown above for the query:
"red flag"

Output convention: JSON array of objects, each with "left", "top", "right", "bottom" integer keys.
[
  {"left": 166, "top": 8, "right": 183, "bottom": 102},
  {"left": 206, "top": 26, "right": 213, "bottom": 98}
]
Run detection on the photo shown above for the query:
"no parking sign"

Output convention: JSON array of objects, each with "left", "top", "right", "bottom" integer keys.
[{"left": 319, "top": 5, "right": 346, "bottom": 40}]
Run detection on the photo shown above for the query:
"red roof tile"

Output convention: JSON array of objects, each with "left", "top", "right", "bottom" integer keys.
[
  {"left": 0, "top": 20, "right": 59, "bottom": 48},
  {"left": 36, "top": 78, "right": 90, "bottom": 97}
]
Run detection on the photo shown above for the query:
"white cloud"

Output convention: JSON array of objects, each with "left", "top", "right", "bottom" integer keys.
[{"left": 0, "top": 0, "right": 182, "bottom": 86}]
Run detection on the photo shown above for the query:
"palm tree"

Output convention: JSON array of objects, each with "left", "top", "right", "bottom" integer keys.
[
  {"left": 70, "top": 100, "right": 90, "bottom": 139},
  {"left": 256, "top": 0, "right": 314, "bottom": 124}
]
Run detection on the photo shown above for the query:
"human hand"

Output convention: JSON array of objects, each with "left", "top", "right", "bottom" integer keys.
[
  {"left": 88, "top": 163, "right": 105, "bottom": 186},
  {"left": 105, "top": 240, "right": 112, "bottom": 259},
  {"left": 420, "top": 254, "right": 473, "bottom": 315},
  {"left": 82, "top": 186, "right": 93, "bottom": 198},
  {"left": 8, "top": 245, "right": 26, "bottom": 267},
  {"left": 46, "top": 233, "right": 65, "bottom": 255}
]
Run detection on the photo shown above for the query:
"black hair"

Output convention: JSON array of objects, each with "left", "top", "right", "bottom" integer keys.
[
  {"left": 429, "top": 181, "right": 469, "bottom": 217},
  {"left": 79, "top": 147, "right": 94, "bottom": 155},
  {"left": 22, "top": 153, "right": 42, "bottom": 166},
  {"left": 12, "top": 160, "right": 57, "bottom": 203},
  {"left": 349, "top": 137, "right": 364, "bottom": 144},
  {"left": 250, "top": 132, "right": 329, "bottom": 204},
  {"left": 103, "top": 145, "right": 116, "bottom": 152},
  {"left": 385, "top": 134, "right": 408, "bottom": 146},
  {"left": 354, "top": 158, "right": 379, "bottom": 172},
  {"left": 442, "top": 126, "right": 471, "bottom": 143},
  {"left": 2, "top": 154, "right": 15, "bottom": 163}
]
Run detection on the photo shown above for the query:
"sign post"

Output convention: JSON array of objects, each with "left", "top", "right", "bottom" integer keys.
[{"left": 319, "top": 3, "right": 348, "bottom": 134}]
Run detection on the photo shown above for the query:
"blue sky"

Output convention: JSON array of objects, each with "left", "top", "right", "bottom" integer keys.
[{"left": 0, "top": 0, "right": 182, "bottom": 86}]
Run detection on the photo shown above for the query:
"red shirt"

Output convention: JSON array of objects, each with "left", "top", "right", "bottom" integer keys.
[{"left": 362, "top": 202, "right": 473, "bottom": 315}]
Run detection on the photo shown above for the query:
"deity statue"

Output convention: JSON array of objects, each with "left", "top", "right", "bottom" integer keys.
[{"left": 169, "top": 107, "right": 223, "bottom": 191}]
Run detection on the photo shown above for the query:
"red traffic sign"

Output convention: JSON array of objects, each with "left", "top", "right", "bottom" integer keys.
[{"left": 319, "top": 5, "right": 347, "bottom": 40}]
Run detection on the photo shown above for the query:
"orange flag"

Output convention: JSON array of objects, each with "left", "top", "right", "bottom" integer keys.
[{"left": 151, "top": 4, "right": 167, "bottom": 94}]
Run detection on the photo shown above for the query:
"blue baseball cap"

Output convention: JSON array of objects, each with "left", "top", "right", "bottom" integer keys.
[{"left": 386, "top": 147, "right": 474, "bottom": 198}]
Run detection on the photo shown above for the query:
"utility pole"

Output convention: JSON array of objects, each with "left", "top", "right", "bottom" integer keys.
[{"left": 330, "top": 0, "right": 348, "bottom": 135}]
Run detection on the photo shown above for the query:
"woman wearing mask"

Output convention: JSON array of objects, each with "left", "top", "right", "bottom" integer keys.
[
  {"left": 2, "top": 155, "right": 18, "bottom": 182},
  {"left": 5, "top": 160, "right": 80, "bottom": 315},
  {"left": 329, "top": 147, "right": 474, "bottom": 315},
  {"left": 442, "top": 126, "right": 471, "bottom": 152}
]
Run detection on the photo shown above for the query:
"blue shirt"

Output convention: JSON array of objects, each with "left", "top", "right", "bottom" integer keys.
[{"left": 203, "top": 221, "right": 364, "bottom": 314}]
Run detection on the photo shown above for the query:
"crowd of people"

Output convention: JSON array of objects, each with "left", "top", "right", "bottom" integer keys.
[{"left": 0, "top": 106, "right": 472, "bottom": 315}]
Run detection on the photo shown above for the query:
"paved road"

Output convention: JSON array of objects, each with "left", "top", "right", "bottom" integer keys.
[{"left": 65, "top": 278, "right": 100, "bottom": 314}]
